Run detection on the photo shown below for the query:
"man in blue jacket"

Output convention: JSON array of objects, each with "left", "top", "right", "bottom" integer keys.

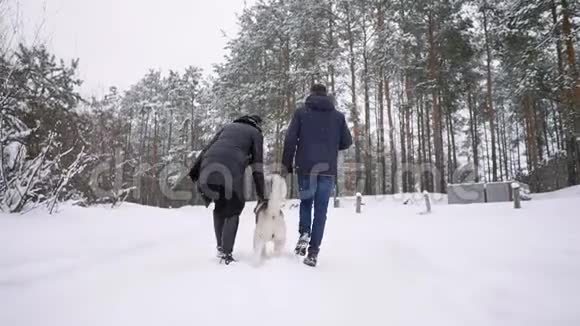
[{"left": 282, "top": 84, "right": 353, "bottom": 267}]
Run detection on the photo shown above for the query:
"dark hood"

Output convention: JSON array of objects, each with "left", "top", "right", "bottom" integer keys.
[
  {"left": 305, "top": 95, "right": 335, "bottom": 111},
  {"left": 233, "top": 115, "right": 262, "bottom": 133}
]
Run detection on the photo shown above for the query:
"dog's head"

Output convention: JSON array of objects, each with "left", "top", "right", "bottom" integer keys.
[
  {"left": 267, "top": 174, "right": 287, "bottom": 203},
  {"left": 254, "top": 174, "right": 287, "bottom": 215},
  {"left": 253, "top": 201, "right": 266, "bottom": 214}
]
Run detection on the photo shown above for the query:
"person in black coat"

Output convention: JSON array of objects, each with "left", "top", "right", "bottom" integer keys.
[{"left": 189, "top": 115, "right": 266, "bottom": 265}]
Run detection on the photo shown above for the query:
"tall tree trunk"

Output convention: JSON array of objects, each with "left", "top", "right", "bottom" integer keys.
[
  {"left": 167, "top": 109, "right": 173, "bottom": 156},
  {"left": 445, "top": 110, "right": 453, "bottom": 183},
  {"left": 328, "top": 0, "right": 336, "bottom": 95},
  {"left": 533, "top": 100, "right": 544, "bottom": 163},
  {"left": 523, "top": 114, "right": 532, "bottom": 173},
  {"left": 483, "top": 3, "right": 498, "bottom": 181},
  {"left": 152, "top": 111, "right": 159, "bottom": 207},
  {"left": 143, "top": 109, "right": 151, "bottom": 164},
  {"left": 501, "top": 110, "right": 511, "bottom": 179},
  {"left": 141, "top": 108, "right": 150, "bottom": 205},
  {"left": 551, "top": 0, "right": 567, "bottom": 152},
  {"left": 405, "top": 74, "right": 415, "bottom": 191},
  {"left": 399, "top": 81, "right": 408, "bottom": 193},
  {"left": 374, "top": 92, "right": 382, "bottom": 191},
  {"left": 417, "top": 95, "right": 424, "bottom": 190},
  {"left": 125, "top": 107, "right": 134, "bottom": 201},
  {"left": 425, "top": 98, "right": 434, "bottom": 192},
  {"left": 385, "top": 77, "right": 398, "bottom": 193},
  {"left": 138, "top": 107, "right": 146, "bottom": 168},
  {"left": 399, "top": 0, "right": 409, "bottom": 193},
  {"left": 483, "top": 120, "right": 491, "bottom": 182},
  {"left": 377, "top": 0, "right": 387, "bottom": 195},
  {"left": 190, "top": 93, "right": 196, "bottom": 152},
  {"left": 516, "top": 120, "right": 522, "bottom": 173},
  {"left": 428, "top": 13, "right": 445, "bottom": 193},
  {"left": 439, "top": 94, "right": 446, "bottom": 186},
  {"left": 126, "top": 106, "right": 133, "bottom": 160},
  {"left": 524, "top": 95, "right": 539, "bottom": 171},
  {"left": 449, "top": 110, "right": 458, "bottom": 175},
  {"left": 468, "top": 89, "right": 480, "bottom": 182},
  {"left": 378, "top": 75, "right": 387, "bottom": 194},
  {"left": 362, "top": 33, "right": 373, "bottom": 195},
  {"left": 420, "top": 95, "right": 429, "bottom": 190},
  {"left": 496, "top": 108, "right": 504, "bottom": 180},
  {"left": 542, "top": 107, "right": 552, "bottom": 158},
  {"left": 508, "top": 118, "right": 517, "bottom": 178},
  {"left": 345, "top": 2, "right": 363, "bottom": 191},
  {"left": 550, "top": 101, "right": 563, "bottom": 151},
  {"left": 552, "top": 0, "right": 566, "bottom": 86},
  {"left": 561, "top": 0, "right": 579, "bottom": 185},
  {"left": 281, "top": 38, "right": 293, "bottom": 164}
]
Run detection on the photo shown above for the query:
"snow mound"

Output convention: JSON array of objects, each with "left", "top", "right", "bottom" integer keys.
[{"left": 532, "top": 185, "right": 580, "bottom": 200}]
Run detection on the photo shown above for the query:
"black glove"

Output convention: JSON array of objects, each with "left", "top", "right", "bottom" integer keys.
[
  {"left": 189, "top": 158, "right": 202, "bottom": 183},
  {"left": 253, "top": 171, "right": 265, "bottom": 200},
  {"left": 197, "top": 184, "right": 213, "bottom": 208}
]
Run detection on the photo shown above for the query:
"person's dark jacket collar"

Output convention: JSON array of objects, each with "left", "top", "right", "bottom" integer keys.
[{"left": 305, "top": 95, "right": 335, "bottom": 111}]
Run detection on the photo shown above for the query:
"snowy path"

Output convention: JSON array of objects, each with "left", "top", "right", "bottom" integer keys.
[{"left": 1, "top": 190, "right": 579, "bottom": 326}]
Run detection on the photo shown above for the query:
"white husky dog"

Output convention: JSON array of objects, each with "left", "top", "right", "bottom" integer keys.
[{"left": 253, "top": 174, "right": 287, "bottom": 264}]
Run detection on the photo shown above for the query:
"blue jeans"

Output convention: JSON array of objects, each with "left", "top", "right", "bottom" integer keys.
[{"left": 298, "top": 174, "right": 335, "bottom": 254}]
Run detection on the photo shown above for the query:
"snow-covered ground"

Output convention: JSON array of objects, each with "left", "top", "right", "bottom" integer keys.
[{"left": 1, "top": 188, "right": 579, "bottom": 326}]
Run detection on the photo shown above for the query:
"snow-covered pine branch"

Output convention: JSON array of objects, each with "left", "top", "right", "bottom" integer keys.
[
  {"left": 46, "top": 146, "right": 90, "bottom": 214},
  {"left": 3, "top": 132, "right": 54, "bottom": 213}
]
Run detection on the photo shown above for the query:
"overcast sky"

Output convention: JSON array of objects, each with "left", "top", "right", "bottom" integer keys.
[{"left": 14, "top": 0, "right": 253, "bottom": 96}]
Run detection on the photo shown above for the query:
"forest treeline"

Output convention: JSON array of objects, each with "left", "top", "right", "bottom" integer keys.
[{"left": 1, "top": 0, "right": 579, "bottom": 212}]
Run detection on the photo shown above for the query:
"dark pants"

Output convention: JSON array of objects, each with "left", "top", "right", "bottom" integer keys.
[
  {"left": 204, "top": 184, "right": 245, "bottom": 255},
  {"left": 298, "top": 175, "right": 334, "bottom": 255}
]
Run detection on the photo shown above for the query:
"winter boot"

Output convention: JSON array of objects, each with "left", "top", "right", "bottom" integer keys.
[
  {"left": 216, "top": 246, "right": 224, "bottom": 259},
  {"left": 221, "top": 253, "right": 236, "bottom": 265},
  {"left": 303, "top": 252, "right": 318, "bottom": 267},
  {"left": 294, "top": 233, "right": 310, "bottom": 256}
]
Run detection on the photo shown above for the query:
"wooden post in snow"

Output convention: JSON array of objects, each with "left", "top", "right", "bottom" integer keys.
[
  {"left": 356, "top": 192, "right": 362, "bottom": 214},
  {"left": 512, "top": 182, "right": 521, "bottom": 209},
  {"left": 423, "top": 190, "right": 431, "bottom": 214},
  {"left": 334, "top": 180, "right": 340, "bottom": 208}
]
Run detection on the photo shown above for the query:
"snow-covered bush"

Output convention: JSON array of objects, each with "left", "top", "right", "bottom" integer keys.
[{"left": 0, "top": 45, "right": 90, "bottom": 213}]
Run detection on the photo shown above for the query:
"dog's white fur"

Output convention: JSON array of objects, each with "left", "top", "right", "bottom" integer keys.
[{"left": 253, "top": 174, "right": 287, "bottom": 264}]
